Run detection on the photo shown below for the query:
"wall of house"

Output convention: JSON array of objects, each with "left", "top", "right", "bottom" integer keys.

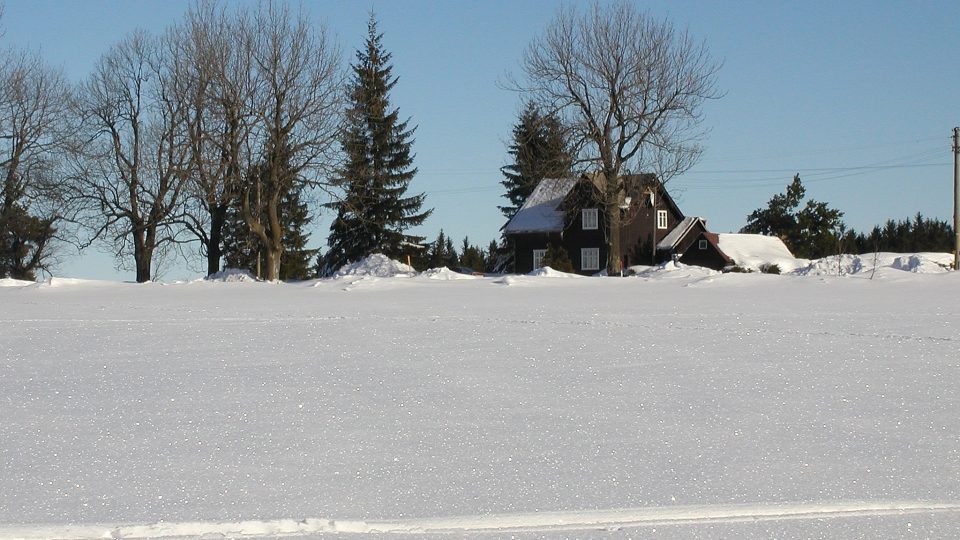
[
  {"left": 511, "top": 232, "right": 562, "bottom": 274},
  {"left": 559, "top": 208, "right": 608, "bottom": 275},
  {"left": 679, "top": 233, "right": 731, "bottom": 271},
  {"left": 620, "top": 194, "right": 684, "bottom": 268}
]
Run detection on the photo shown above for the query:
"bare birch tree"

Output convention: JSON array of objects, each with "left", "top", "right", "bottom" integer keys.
[
  {"left": 518, "top": 1, "right": 720, "bottom": 273},
  {"left": 65, "top": 31, "right": 191, "bottom": 282},
  {"left": 241, "top": 3, "right": 342, "bottom": 281}
]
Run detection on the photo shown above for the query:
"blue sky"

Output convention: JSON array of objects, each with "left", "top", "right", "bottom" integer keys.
[{"left": 5, "top": 0, "right": 958, "bottom": 280}]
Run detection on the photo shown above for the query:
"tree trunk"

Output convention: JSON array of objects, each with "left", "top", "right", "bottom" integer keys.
[
  {"left": 607, "top": 201, "right": 621, "bottom": 275},
  {"left": 263, "top": 247, "right": 281, "bottom": 281},
  {"left": 131, "top": 222, "right": 153, "bottom": 283},
  {"left": 604, "top": 169, "right": 622, "bottom": 276},
  {"left": 206, "top": 202, "right": 227, "bottom": 276},
  {"left": 133, "top": 242, "right": 152, "bottom": 283}
]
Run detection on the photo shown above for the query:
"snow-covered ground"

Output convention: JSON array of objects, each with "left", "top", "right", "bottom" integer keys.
[{"left": 2, "top": 254, "right": 960, "bottom": 539}]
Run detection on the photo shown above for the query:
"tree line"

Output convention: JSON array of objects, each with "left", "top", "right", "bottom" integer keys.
[
  {"left": 5, "top": 0, "right": 946, "bottom": 282},
  {"left": 3, "top": 1, "right": 726, "bottom": 281},
  {"left": 741, "top": 174, "right": 953, "bottom": 259},
  {"left": 0, "top": 3, "right": 429, "bottom": 282}
]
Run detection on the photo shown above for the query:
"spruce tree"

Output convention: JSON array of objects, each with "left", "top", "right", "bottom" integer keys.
[
  {"left": 323, "top": 16, "right": 431, "bottom": 274},
  {"left": 499, "top": 101, "right": 573, "bottom": 219},
  {"left": 459, "top": 236, "right": 485, "bottom": 272},
  {"left": 0, "top": 201, "right": 55, "bottom": 281}
]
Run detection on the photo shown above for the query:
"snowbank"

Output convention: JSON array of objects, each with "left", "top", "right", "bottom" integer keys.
[
  {"left": 419, "top": 267, "right": 478, "bottom": 280},
  {"left": 203, "top": 268, "right": 259, "bottom": 282},
  {"left": 334, "top": 253, "right": 416, "bottom": 278},
  {"left": 527, "top": 266, "right": 583, "bottom": 278},
  {"left": 716, "top": 233, "right": 808, "bottom": 272},
  {"left": 630, "top": 260, "right": 720, "bottom": 280},
  {"left": 795, "top": 252, "right": 951, "bottom": 276},
  {"left": 0, "top": 277, "right": 33, "bottom": 287}
]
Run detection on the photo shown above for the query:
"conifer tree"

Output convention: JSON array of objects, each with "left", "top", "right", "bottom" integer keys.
[
  {"left": 459, "top": 236, "right": 486, "bottom": 271},
  {"left": 499, "top": 101, "right": 573, "bottom": 219},
  {"left": 741, "top": 175, "right": 844, "bottom": 259},
  {"left": 324, "top": 16, "right": 431, "bottom": 274}
]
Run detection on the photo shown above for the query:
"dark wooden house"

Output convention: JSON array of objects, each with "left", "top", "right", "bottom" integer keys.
[
  {"left": 677, "top": 231, "right": 734, "bottom": 270},
  {"left": 503, "top": 174, "right": 705, "bottom": 275}
]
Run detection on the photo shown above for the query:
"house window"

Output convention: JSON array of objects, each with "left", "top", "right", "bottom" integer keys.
[
  {"left": 581, "top": 248, "right": 600, "bottom": 271},
  {"left": 657, "top": 210, "right": 668, "bottom": 230},
  {"left": 532, "top": 249, "right": 547, "bottom": 270},
  {"left": 582, "top": 208, "right": 598, "bottom": 230},
  {"left": 699, "top": 239, "right": 708, "bottom": 250}
]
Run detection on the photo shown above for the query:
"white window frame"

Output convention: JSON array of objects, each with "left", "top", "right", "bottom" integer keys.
[
  {"left": 581, "top": 208, "right": 599, "bottom": 230},
  {"left": 581, "top": 248, "right": 600, "bottom": 271},
  {"left": 699, "top": 239, "right": 708, "bottom": 250},
  {"left": 532, "top": 249, "right": 547, "bottom": 270},
  {"left": 656, "top": 210, "right": 668, "bottom": 230}
]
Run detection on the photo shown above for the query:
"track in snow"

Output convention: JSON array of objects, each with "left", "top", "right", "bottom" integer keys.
[{"left": 3, "top": 501, "right": 959, "bottom": 539}]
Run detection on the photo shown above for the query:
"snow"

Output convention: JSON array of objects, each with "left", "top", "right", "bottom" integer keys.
[
  {"left": 333, "top": 253, "right": 416, "bottom": 278},
  {"left": 203, "top": 268, "right": 259, "bottom": 282},
  {"left": 795, "top": 252, "right": 952, "bottom": 277},
  {"left": 418, "top": 267, "right": 478, "bottom": 280},
  {"left": 527, "top": 265, "right": 582, "bottom": 278},
  {"left": 0, "top": 278, "right": 33, "bottom": 287},
  {"left": 716, "top": 233, "right": 807, "bottom": 271},
  {"left": 502, "top": 177, "right": 579, "bottom": 234},
  {"left": 2, "top": 259, "right": 960, "bottom": 538}
]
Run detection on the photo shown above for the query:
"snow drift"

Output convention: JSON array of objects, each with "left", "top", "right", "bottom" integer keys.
[
  {"left": 203, "top": 268, "right": 259, "bottom": 282},
  {"left": 333, "top": 253, "right": 416, "bottom": 278}
]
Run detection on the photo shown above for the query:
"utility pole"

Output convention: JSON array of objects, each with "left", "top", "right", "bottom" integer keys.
[{"left": 954, "top": 127, "right": 959, "bottom": 270}]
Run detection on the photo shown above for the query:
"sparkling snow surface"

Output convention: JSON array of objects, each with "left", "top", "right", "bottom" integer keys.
[{"left": 2, "top": 258, "right": 960, "bottom": 538}]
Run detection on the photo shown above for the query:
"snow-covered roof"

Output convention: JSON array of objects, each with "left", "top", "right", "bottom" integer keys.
[
  {"left": 503, "top": 178, "right": 579, "bottom": 234},
  {"left": 657, "top": 216, "right": 705, "bottom": 251},
  {"left": 716, "top": 233, "right": 803, "bottom": 271}
]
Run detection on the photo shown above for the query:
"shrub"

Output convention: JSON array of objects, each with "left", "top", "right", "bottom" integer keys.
[
  {"left": 543, "top": 243, "right": 575, "bottom": 273},
  {"left": 760, "top": 263, "right": 781, "bottom": 274}
]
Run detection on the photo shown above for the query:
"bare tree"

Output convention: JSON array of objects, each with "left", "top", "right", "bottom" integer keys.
[
  {"left": 517, "top": 1, "right": 720, "bottom": 273},
  {"left": 240, "top": 3, "right": 342, "bottom": 281},
  {"left": 172, "top": 2, "right": 259, "bottom": 277},
  {"left": 0, "top": 49, "right": 71, "bottom": 279},
  {"left": 65, "top": 31, "right": 191, "bottom": 283}
]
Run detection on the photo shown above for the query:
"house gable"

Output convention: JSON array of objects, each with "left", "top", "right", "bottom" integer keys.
[{"left": 679, "top": 231, "right": 733, "bottom": 270}]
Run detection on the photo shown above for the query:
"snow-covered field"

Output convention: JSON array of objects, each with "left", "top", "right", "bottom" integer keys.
[{"left": 2, "top": 254, "right": 960, "bottom": 539}]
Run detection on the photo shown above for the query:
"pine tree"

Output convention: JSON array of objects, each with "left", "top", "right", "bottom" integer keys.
[
  {"left": 323, "top": 15, "right": 431, "bottom": 274},
  {"left": 459, "top": 236, "right": 485, "bottom": 272},
  {"left": 444, "top": 236, "right": 459, "bottom": 268},
  {"left": 427, "top": 230, "right": 448, "bottom": 269},
  {"left": 499, "top": 101, "right": 573, "bottom": 219},
  {"left": 485, "top": 240, "right": 499, "bottom": 272},
  {"left": 426, "top": 229, "right": 461, "bottom": 269},
  {"left": 277, "top": 182, "right": 318, "bottom": 280},
  {"left": 741, "top": 175, "right": 844, "bottom": 259},
  {"left": 0, "top": 201, "right": 55, "bottom": 281}
]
